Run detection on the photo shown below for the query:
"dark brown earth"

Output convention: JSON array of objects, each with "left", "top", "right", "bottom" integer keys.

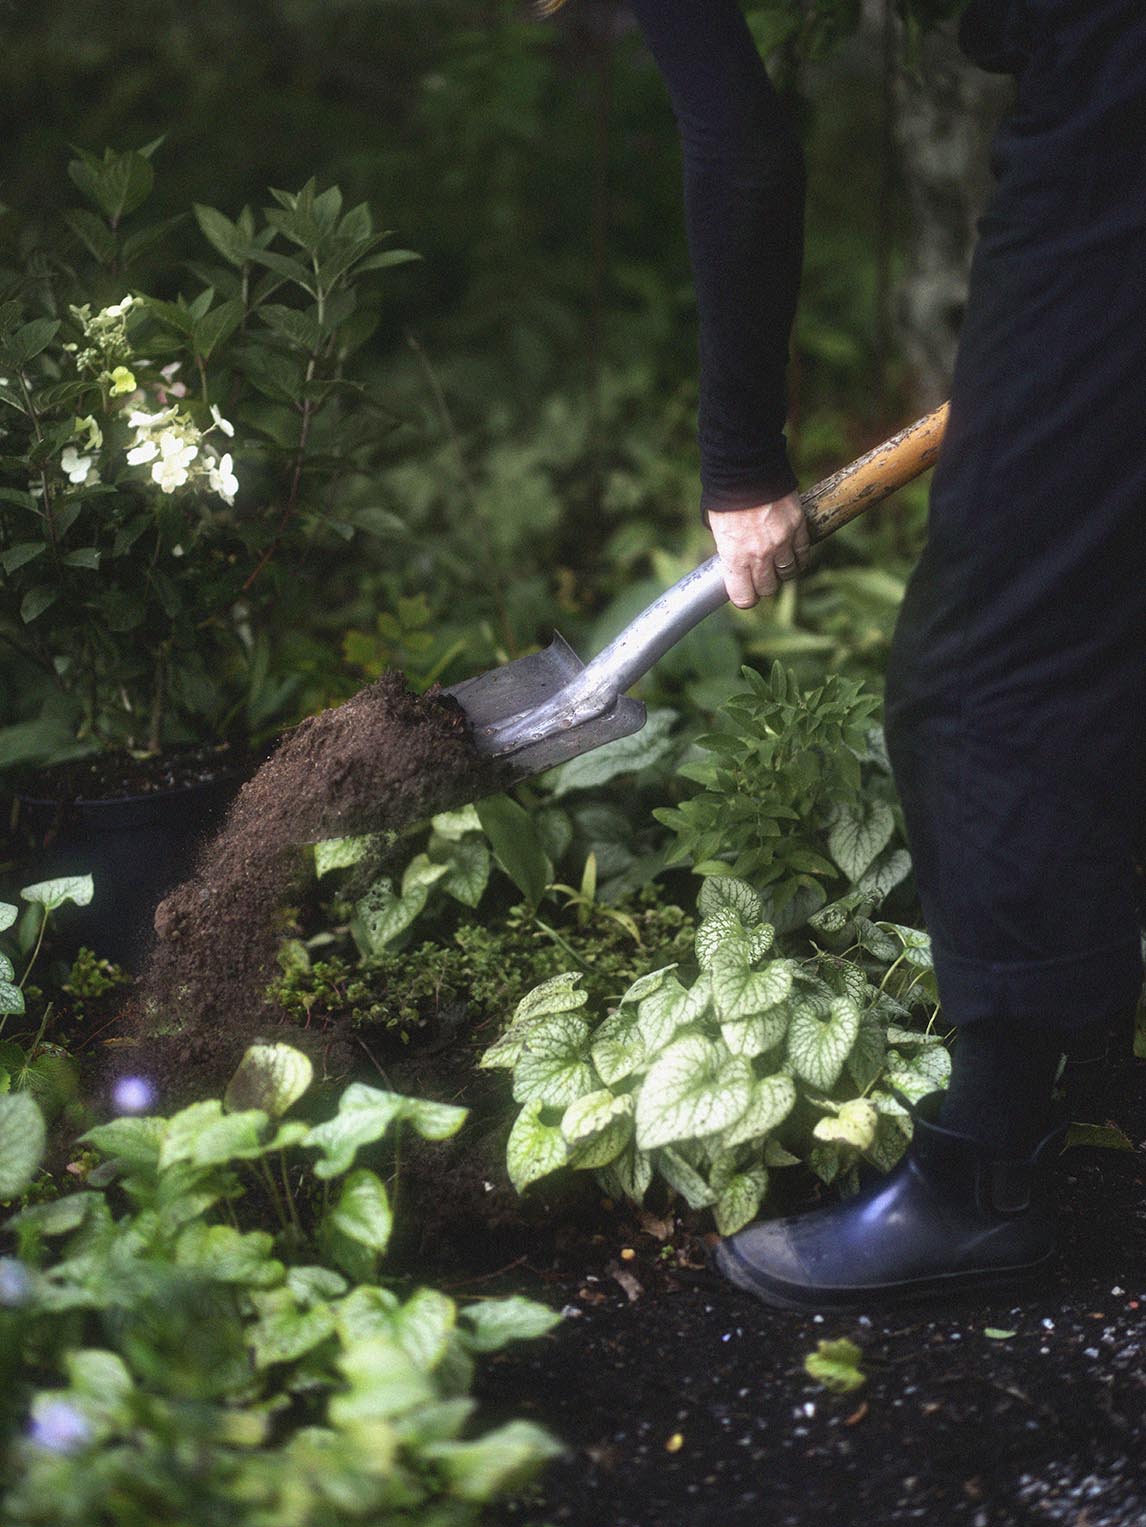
[
  {"left": 135, "top": 673, "right": 497, "bottom": 1077},
  {"left": 439, "top": 1049, "right": 1146, "bottom": 1527}
]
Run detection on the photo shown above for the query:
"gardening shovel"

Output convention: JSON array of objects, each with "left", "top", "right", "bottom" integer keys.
[{"left": 447, "top": 404, "right": 949, "bottom": 785}]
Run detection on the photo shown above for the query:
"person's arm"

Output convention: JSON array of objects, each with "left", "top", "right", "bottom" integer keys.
[{"left": 627, "top": 0, "right": 809, "bottom": 605}]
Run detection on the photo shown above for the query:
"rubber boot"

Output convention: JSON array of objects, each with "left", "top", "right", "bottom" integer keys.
[{"left": 715, "top": 1092, "right": 1067, "bottom": 1311}]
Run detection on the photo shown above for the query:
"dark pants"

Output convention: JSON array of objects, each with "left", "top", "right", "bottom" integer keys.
[{"left": 884, "top": 4, "right": 1146, "bottom": 1035}]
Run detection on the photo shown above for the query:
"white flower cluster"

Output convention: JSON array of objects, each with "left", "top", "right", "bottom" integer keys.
[
  {"left": 53, "top": 296, "right": 241, "bottom": 506},
  {"left": 68, "top": 294, "right": 138, "bottom": 380},
  {"left": 125, "top": 403, "right": 238, "bottom": 502}
]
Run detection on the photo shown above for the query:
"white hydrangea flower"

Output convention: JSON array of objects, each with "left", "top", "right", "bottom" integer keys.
[
  {"left": 60, "top": 446, "right": 93, "bottom": 484},
  {"left": 208, "top": 451, "right": 239, "bottom": 505},
  {"left": 209, "top": 404, "right": 235, "bottom": 437},
  {"left": 126, "top": 439, "right": 159, "bottom": 466},
  {"left": 101, "top": 296, "right": 136, "bottom": 320},
  {"left": 128, "top": 405, "right": 179, "bottom": 431},
  {"left": 150, "top": 430, "right": 199, "bottom": 493}
]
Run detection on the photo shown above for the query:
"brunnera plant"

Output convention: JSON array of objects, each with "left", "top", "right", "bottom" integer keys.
[
  {"left": 0, "top": 1041, "right": 563, "bottom": 1525},
  {"left": 482, "top": 875, "right": 948, "bottom": 1235}
]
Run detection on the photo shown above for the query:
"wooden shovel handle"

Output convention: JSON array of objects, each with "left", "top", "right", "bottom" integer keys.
[{"left": 802, "top": 402, "right": 949, "bottom": 542}]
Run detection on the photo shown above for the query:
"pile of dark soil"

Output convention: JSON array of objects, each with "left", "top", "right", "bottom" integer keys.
[
  {"left": 449, "top": 1051, "right": 1146, "bottom": 1527},
  {"left": 136, "top": 673, "right": 497, "bottom": 1081}
]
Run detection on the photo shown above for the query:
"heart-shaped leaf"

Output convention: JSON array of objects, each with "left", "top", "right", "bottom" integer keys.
[{"left": 635, "top": 1035, "right": 753, "bottom": 1150}]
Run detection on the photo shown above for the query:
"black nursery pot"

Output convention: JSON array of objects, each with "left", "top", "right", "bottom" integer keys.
[{"left": 15, "top": 752, "right": 251, "bottom": 970}]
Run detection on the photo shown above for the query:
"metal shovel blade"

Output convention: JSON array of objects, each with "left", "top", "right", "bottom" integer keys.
[{"left": 446, "top": 631, "right": 646, "bottom": 786}]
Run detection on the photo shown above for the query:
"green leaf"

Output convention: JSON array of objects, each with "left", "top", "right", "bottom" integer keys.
[
  {"left": 635, "top": 1035, "right": 753, "bottom": 1150},
  {"left": 313, "top": 834, "right": 377, "bottom": 876},
  {"left": 655, "top": 1145, "right": 716, "bottom": 1208},
  {"left": 1065, "top": 1122, "right": 1136, "bottom": 1152},
  {"left": 351, "top": 876, "right": 428, "bottom": 955},
  {"left": 697, "top": 874, "right": 764, "bottom": 926},
  {"left": 722, "top": 1073, "right": 798, "bottom": 1149},
  {"left": 589, "top": 1006, "right": 647, "bottom": 1087},
  {"left": 423, "top": 1420, "right": 564, "bottom": 1501},
  {"left": 193, "top": 203, "right": 252, "bottom": 267},
  {"left": 81, "top": 1115, "right": 165, "bottom": 1170},
  {"left": 193, "top": 297, "right": 245, "bottom": 360},
  {"left": 805, "top": 1337, "right": 866, "bottom": 1394},
  {"left": 827, "top": 800, "right": 894, "bottom": 881},
  {"left": 0, "top": 1093, "right": 45, "bottom": 1198},
  {"left": 23, "top": 1052, "right": 80, "bottom": 1121},
  {"left": 68, "top": 148, "right": 154, "bottom": 222},
  {"left": 20, "top": 875, "right": 94, "bottom": 911},
  {"left": 884, "top": 1042, "right": 951, "bottom": 1102},
  {"left": 813, "top": 1098, "right": 879, "bottom": 1151},
  {"left": 355, "top": 247, "right": 422, "bottom": 273},
  {"left": 506, "top": 1099, "right": 568, "bottom": 1192},
  {"left": 174, "top": 1223, "right": 284, "bottom": 1286},
  {"left": 543, "top": 708, "right": 676, "bottom": 797},
  {"left": 303, "top": 1083, "right": 465, "bottom": 1180},
  {"left": 431, "top": 805, "right": 481, "bottom": 841},
  {"left": 459, "top": 1295, "right": 562, "bottom": 1352},
  {"left": 61, "top": 547, "right": 101, "bottom": 571},
  {"left": 249, "top": 1290, "right": 337, "bottom": 1368},
  {"left": 1, "top": 542, "right": 47, "bottom": 575},
  {"left": 636, "top": 972, "right": 712, "bottom": 1053},
  {"left": 440, "top": 839, "right": 491, "bottom": 908},
  {"left": 984, "top": 1328, "right": 1018, "bottom": 1341},
  {"left": 5, "top": 318, "right": 61, "bottom": 367},
  {"left": 567, "top": 1112, "right": 634, "bottom": 1170},
  {"left": 719, "top": 1005, "right": 790, "bottom": 1060},
  {"left": 329, "top": 1168, "right": 393, "bottom": 1254},
  {"left": 224, "top": 1044, "right": 313, "bottom": 1118},
  {"left": 714, "top": 1167, "right": 769, "bottom": 1235},
  {"left": 475, "top": 794, "right": 552, "bottom": 909},
  {"left": 510, "top": 972, "right": 589, "bottom": 1027},
  {"left": 159, "top": 1101, "right": 270, "bottom": 1169},
  {"left": 0, "top": 980, "right": 24, "bottom": 1018},
  {"left": 511, "top": 1014, "right": 594, "bottom": 1109},
  {"left": 329, "top": 1335, "right": 434, "bottom": 1421},
  {"left": 878, "top": 921, "right": 933, "bottom": 967},
  {"left": 389, "top": 1287, "right": 457, "bottom": 1371},
  {"left": 0, "top": 903, "right": 17, "bottom": 933},
  {"left": 20, "top": 586, "right": 56, "bottom": 624},
  {"left": 63, "top": 207, "right": 118, "bottom": 263},
  {"left": 560, "top": 1089, "right": 633, "bottom": 1148},
  {"left": 857, "top": 848, "right": 913, "bottom": 904},
  {"left": 787, "top": 996, "right": 861, "bottom": 1092},
  {"left": 710, "top": 957, "right": 795, "bottom": 1023}
]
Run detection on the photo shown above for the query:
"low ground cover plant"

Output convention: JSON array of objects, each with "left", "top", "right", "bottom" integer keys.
[
  {"left": 0, "top": 1042, "right": 563, "bottom": 1524},
  {"left": 482, "top": 873, "right": 947, "bottom": 1235}
]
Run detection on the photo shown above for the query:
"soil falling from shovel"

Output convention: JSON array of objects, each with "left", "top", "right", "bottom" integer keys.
[{"left": 136, "top": 673, "right": 498, "bottom": 1077}]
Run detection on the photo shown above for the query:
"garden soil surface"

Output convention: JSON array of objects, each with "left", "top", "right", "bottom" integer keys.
[
  {"left": 137, "top": 673, "right": 498, "bottom": 1079},
  {"left": 426, "top": 1050, "right": 1146, "bottom": 1527}
]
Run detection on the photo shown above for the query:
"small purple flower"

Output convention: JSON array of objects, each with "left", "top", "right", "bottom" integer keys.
[
  {"left": 0, "top": 1258, "right": 31, "bottom": 1307},
  {"left": 28, "top": 1400, "right": 92, "bottom": 1453},
  {"left": 112, "top": 1075, "right": 156, "bottom": 1114}
]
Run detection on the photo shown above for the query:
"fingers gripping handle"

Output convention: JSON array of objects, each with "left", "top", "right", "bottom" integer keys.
[
  {"left": 486, "top": 404, "right": 949, "bottom": 752},
  {"left": 578, "top": 401, "right": 951, "bottom": 699}
]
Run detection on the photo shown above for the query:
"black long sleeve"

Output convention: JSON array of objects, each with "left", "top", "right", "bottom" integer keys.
[{"left": 626, "top": 0, "right": 806, "bottom": 515}]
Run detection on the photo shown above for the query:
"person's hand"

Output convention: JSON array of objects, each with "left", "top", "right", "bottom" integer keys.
[{"left": 709, "top": 490, "right": 810, "bottom": 608}]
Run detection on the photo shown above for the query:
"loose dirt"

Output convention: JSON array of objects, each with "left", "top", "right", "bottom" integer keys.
[
  {"left": 136, "top": 672, "right": 497, "bottom": 1077},
  {"left": 461, "top": 1050, "right": 1146, "bottom": 1527}
]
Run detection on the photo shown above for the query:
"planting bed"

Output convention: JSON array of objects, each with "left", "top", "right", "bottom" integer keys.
[{"left": 456, "top": 1053, "right": 1146, "bottom": 1527}]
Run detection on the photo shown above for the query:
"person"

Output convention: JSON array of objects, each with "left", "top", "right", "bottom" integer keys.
[{"left": 548, "top": 0, "right": 1146, "bottom": 1309}]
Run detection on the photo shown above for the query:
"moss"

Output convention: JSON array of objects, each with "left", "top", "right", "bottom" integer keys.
[{"left": 269, "top": 886, "right": 695, "bottom": 1041}]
